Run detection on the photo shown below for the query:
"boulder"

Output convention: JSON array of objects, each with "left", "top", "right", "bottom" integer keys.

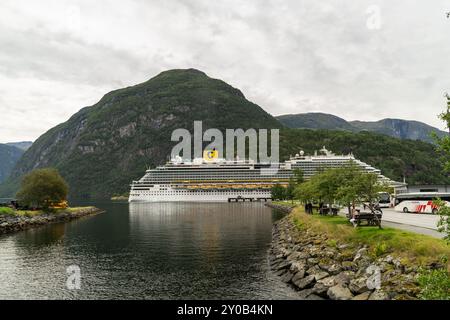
[
  {"left": 274, "top": 260, "right": 291, "bottom": 271},
  {"left": 327, "top": 285, "right": 354, "bottom": 300},
  {"left": 293, "top": 275, "right": 315, "bottom": 289},
  {"left": 312, "top": 282, "right": 329, "bottom": 297},
  {"left": 291, "top": 270, "right": 305, "bottom": 283},
  {"left": 290, "top": 261, "right": 306, "bottom": 274},
  {"left": 352, "top": 291, "right": 372, "bottom": 300},
  {"left": 349, "top": 277, "right": 369, "bottom": 294},
  {"left": 328, "top": 263, "right": 343, "bottom": 275},
  {"left": 281, "top": 271, "right": 294, "bottom": 283},
  {"left": 369, "top": 289, "right": 389, "bottom": 300},
  {"left": 314, "top": 271, "right": 329, "bottom": 281}
]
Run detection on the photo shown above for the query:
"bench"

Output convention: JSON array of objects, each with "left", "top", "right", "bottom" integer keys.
[{"left": 347, "top": 211, "right": 383, "bottom": 228}]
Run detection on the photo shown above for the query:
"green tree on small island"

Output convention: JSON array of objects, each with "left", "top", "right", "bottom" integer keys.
[{"left": 16, "top": 168, "right": 69, "bottom": 211}]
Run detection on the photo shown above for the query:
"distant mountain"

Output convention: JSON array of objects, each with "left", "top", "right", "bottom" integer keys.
[
  {"left": 276, "top": 113, "right": 447, "bottom": 143},
  {"left": 0, "top": 144, "right": 24, "bottom": 184},
  {"left": 349, "top": 119, "right": 446, "bottom": 143},
  {"left": 6, "top": 141, "right": 33, "bottom": 151},
  {"left": 0, "top": 69, "right": 282, "bottom": 198},
  {"left": 276, "top": 113, "right": 355, "bottom": 131}
]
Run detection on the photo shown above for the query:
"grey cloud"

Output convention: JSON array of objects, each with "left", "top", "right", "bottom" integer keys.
[{"left": 0, "top": 0, "right": 449, "bottom": 143}]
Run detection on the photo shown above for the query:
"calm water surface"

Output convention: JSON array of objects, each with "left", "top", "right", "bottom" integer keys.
[{"left": 0, "top": 201, "right": 299, "bottom": 299}]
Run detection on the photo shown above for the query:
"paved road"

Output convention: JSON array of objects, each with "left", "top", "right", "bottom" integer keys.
[{"left": 381, "top": 208, "right": 440, "bottom": 230}]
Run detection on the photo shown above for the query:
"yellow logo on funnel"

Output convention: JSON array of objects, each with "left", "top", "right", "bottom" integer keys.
[{"left": 203, "top": 149, "right": 218, "bottom": 161}]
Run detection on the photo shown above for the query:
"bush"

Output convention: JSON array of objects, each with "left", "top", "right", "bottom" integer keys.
[
  {"left": 418, "top": 268, "right": 450, "bottom": 300},
  {"left": 372, "top": 242, "right": 389, "bottom": 257},
  {"left": 0, "top": 207, "right": 15, "bottom": 215}
]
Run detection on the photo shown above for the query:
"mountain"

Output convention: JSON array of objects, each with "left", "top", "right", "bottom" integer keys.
[
  {"left": 0, "top": 144, "right": 24, "bottom": 184},
  {"left": 6, "top": 141, "right": 33, "bottom": 151},
  {"left": 276, "top": 113, "right": 355, "bottom": 131},
  {"left": 0, "top": 69, "right": 282, "bottom": 198},
  {"left": 349, "top": 119, "right": 446, "bottom": 143},
  {"left": 276, "top": 113, "right": 447, "bottom": 143}
]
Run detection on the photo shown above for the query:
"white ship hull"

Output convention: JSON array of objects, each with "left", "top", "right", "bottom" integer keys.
[{"left": 129, "top": 186, "right": 272, "bottom": 202}]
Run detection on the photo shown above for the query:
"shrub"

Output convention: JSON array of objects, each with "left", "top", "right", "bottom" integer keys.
[
  {"left": 418, "top": 268, "right": 450, "bottom": 300},
  {"left": 0, "top": 207, "right": 15, "bottom": 215},
  {"left": 372, "top": 242, "right": 389, "bottom": 257}
]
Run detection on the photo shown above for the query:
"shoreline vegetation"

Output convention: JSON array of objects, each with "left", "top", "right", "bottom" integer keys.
[
  {"left": 0, "top": 206, "right": 104, "bottom": 235},
  {"left": 267, "top": 202, "right": 450, "bottom": 300},
  {"left": 111, "top": 195, "right": 129, "bottom": 201}
]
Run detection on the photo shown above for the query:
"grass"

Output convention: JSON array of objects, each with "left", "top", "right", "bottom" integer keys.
[
  {"left": 1, "top": 206, "right": 95, "bottom": 217},
  {"left": 0, "top": 207, "right": 15, "bottom": 215},
  {"left": 291, "top": 207, "right": 450, "bottom": 267},
  {"left": 272, "top": 200, "right": 300, "bottom": 206}
]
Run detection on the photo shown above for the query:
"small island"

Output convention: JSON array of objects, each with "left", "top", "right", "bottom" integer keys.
[{"left": 0, "top": 168, "right": 103, "bottom": 235}]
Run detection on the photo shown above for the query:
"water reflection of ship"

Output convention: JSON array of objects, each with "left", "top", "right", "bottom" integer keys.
[{"left": 128, "top": 202, "right": 274, "bottom": 265}]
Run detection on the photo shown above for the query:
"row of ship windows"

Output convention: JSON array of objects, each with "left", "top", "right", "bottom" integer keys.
[{"left": 133, "top": 190, "right": 270, "bottom": 195}]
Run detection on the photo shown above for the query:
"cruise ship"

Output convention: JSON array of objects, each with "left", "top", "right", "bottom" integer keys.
[{"left": 128, "top": 147, "right": 401, "bottom": 202}]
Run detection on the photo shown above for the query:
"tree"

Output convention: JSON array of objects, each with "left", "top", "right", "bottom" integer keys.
[
  {"left": 271, "top": 183, "right": 286, "bottom": 200},
  {"left": 292, "top": 168, "right": 305, "bottom": 185},
  {"left": 16, "top": 168, "right": 69, "bottom": 210},
  {"left": 286, "top": 178, "right": 296, "bottom": 203},
  {"left": 433, "top": 93, "right": 450, "bottom": 241}
]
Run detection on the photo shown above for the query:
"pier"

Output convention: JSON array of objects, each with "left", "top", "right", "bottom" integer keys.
[{"left": 227, "top": 197, "right": 272, "bottom": 202}]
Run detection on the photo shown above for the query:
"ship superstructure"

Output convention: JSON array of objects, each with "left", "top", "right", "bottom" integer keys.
[{"left": 129, "top": 147, "right": 400, "bottom": 202}]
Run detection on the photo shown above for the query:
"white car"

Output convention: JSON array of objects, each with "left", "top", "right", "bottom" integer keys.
[{"left": 394, "top": 200, "right": 447, "bottom": 214}]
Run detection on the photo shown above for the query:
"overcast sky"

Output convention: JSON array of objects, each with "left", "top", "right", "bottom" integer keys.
[{"left": 0, "top": 0, "right": 449, "bottom": 143}]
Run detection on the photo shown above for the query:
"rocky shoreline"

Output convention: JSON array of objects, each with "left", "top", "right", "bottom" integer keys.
[
  {"left": 269, "top": 212, "right": 423, "bottom": 300},
  {"left": 265, "top": 203, "right": 295, "bottom": 213},
  {"left": 0, "top": 207, "right": 104, "bottom": 235}
]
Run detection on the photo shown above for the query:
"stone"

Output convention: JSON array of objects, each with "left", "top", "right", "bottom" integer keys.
[
  {"left": 312, "top": 282, "right": 329, "bottom": 296},
  {"left": 305, "top": 294, "right": 324, "bottom": 300},
  {"left": 281, "top": 271, "right": 294, "bottom": 283},
  {"left": 328, "top": 263, "right": 343, "bottom": 275},
  {"left": 317, "top": 276, "right": 336, "bottom": 287},
  {"left": 352, "top": 291, "right": 372, "bottom": 300},
  {"left": 274, "top": 269, "right": 287, "bottom": 277},
  {"left": 307, "top": 257, "right": 319, "bottom": 265},
  {"left": 293, "top": 275, "right": 315, "bottom": 289},
  {"left": 314, "top": 271, "right": 329, "bottom": 281},
  {"left": 349, "top": 277, "right": 369, "bottom": 294},
  {"left": 342, "top": 261, "right": 356, "bottom": 271},
  {"left": 306, "top": 265, "right": 321, "bottom": 276},
  {"left": 353, "top": 248, "right": 368, "bottom": 262},
  {"left": 274, "top": 260, "right": 291, "bottom": 271},
  {"left": 383, "top": 255, "right": 394, "bottom": 264},
  {"left": 291, "top": 270, "right": 305, "bottom": 283},
  {"left": 327, "top": 285, "right": 354, "bottom": 300},
  {"left": 334, "top": 271, "right": 354, "bottom": 286},
  {"left": 369, "top": 289, "right": 389, "bottom": 300},
  {"left": 290, "top": 261, "right": 306, "bottom": 273},
  {"left": 297, "top": 289, "right": 314, "bottom": 299}
]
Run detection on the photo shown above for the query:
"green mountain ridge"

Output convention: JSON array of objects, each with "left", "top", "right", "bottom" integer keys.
[
  {"left": 0, "top": 69, "right": 448, "bottom": 199},
  {"left": 277, "top": 112, "right": 446, "bottom": 144}
]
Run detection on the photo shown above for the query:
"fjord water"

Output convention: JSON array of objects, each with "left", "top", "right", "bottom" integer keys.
[{"left": 0, "top": 201, "right": 299, "bottom": 299}]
